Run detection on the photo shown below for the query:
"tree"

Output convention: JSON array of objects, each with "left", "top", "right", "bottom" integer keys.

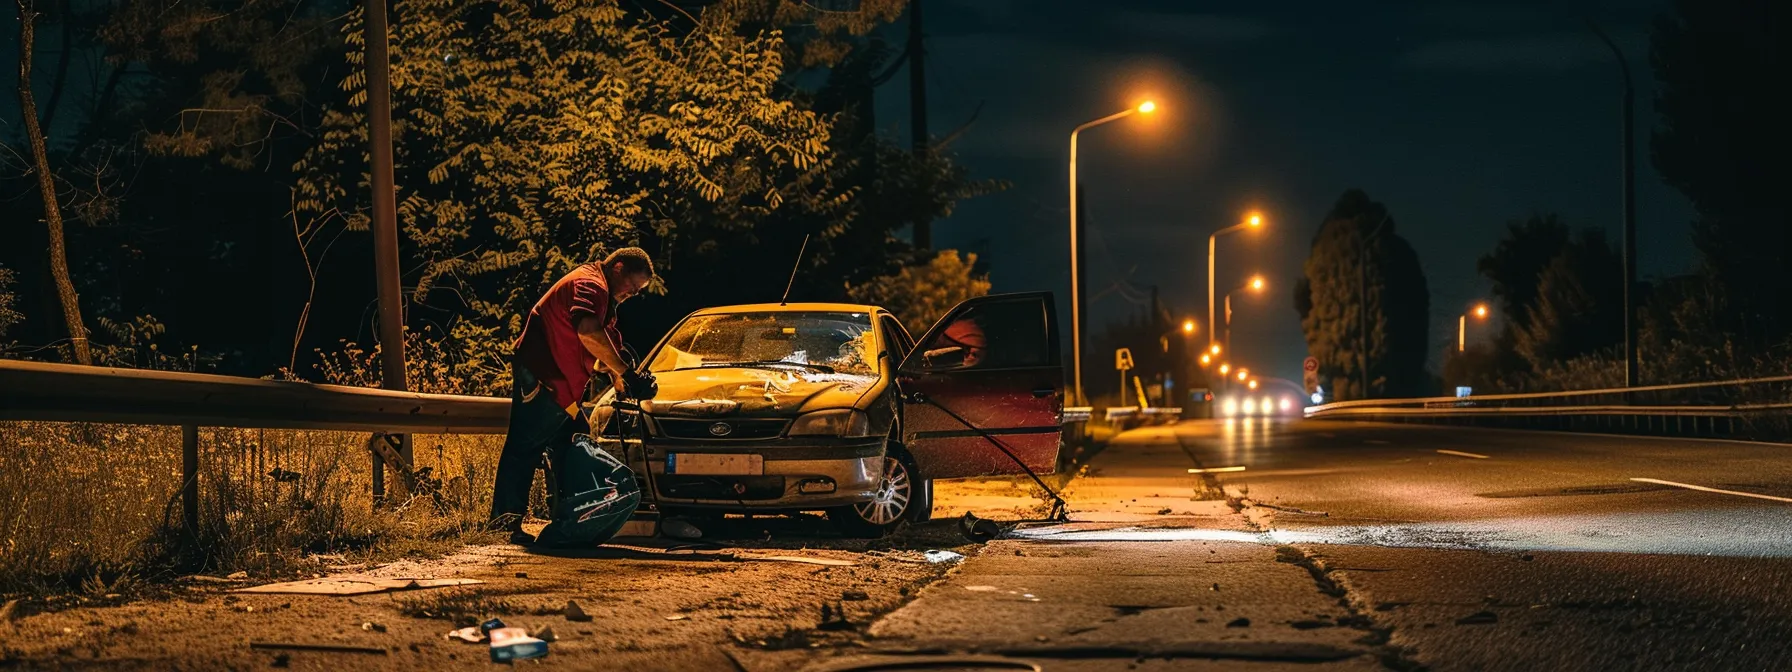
[
  {"left": 295, "top": 1, "right": 839, "bottom": 372},
  {"left": 846, "top": 249, "right": 989, "bottom": 334},
  {"left": 1511, "top": 229, "right": 1623, "bottom": 371},
  {"left": 14, "top": 0, "right": 92, "bottom": 364},
  {"left": 0, "top": 265, "right": 22, "bottom": 339},
  {"left": 1477, "top": 214, "right": 1571, "bottom": 333},
  {"left": 1652, "top": 0, "right": 1792, "bottom": 347},
  {"left": 1293, "top": 190, "right": 1430, "bottom": 400}
]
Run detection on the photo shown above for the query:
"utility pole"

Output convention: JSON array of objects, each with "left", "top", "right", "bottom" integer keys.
[
  {"left": 1588, "top": 21, "right": 1638, "bottom": 387},
  {"left": 363, "top": 0, "right": 409, "bottom": 501},
  {"left": 908, "top": 0, "right": 930, "bottom": 249}
]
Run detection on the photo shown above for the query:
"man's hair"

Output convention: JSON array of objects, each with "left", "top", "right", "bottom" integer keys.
[{"left": 603, "top": 247, "right": 655, "bottom": 279}]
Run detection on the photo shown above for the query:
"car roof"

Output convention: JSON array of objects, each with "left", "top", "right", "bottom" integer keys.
[{"left": 689, "top": 302, "right": 883, "bottom": 317}]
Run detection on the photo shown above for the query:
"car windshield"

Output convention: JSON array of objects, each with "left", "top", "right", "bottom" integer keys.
[{"left": 648, "top": 311, "right": 877, "bottom": 377}]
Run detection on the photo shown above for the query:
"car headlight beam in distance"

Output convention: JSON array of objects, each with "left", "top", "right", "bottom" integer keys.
[{"left": 1279, "top": 397, "right": 1293, "bottom": 414}]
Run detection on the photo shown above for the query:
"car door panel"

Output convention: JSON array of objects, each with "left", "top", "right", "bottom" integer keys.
[{"left": 898, "top": 293, "right": 1063, "bottom": 480}]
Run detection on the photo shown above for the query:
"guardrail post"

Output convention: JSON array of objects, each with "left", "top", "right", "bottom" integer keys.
[{"left": 182, "top": 425, "right": 199, "bottom": 539}]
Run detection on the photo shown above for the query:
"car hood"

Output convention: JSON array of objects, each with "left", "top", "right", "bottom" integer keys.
[{"left": 641, "top": 367, "right": 881, "bottom": 418}]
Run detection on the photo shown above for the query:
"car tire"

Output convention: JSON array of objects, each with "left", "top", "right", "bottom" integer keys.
[{"left": 828, "top": 447, "right": 920, "bottom": 538}]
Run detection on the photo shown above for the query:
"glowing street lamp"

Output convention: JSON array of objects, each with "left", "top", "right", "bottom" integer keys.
[
  {"left": 1224, "top": 274, "right": 1267, "bottom": 354},
  {"left": 1236, "top": 369, "right": 1250, "bottom": 382},
  {"left": 1248, "top": 379, "right": 1259, "bottom": 391},
  {"left": 1182, "top": 319, "right": 1197, "bottom": 335},
  {"left": 1209, "top": 211, "right": 1267, "bottom": 352},
  {"left": 1219, "top": 363, "right": 1231, "bottom": 376},
  {"left": 1068, "top": 100, "right": 1159, "bottom": 405},
  {"left": 1200, "top": 353, "right": 1212, "bottom": 366},
  {"left": 1459, "top": 301, "right": 1491, "bottom": 352}
]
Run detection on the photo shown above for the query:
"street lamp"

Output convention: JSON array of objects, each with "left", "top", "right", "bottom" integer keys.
[
  {"left": 1219, "top": 363, "right": 1230, "bottom": 376},
  {"left": 1236, "top": 368, "right": 1250, "bottom": 382},
  {"left": 1182, "top": 318, "right": 1197, "bottom": 335},
  {"left": 1248, "top": 379, "right": 1259, "bottom": 391},
  {"left": 1224, "top": 274, "right": 1267, "bottom": 354},
  {"left": 1200, "top": 353, "right": 1212, "bottom": 366},
  {"left": 1459, "top": 302, "right": 1490, "bottom": 352},
  {"left": 1209, "top": 211, "right": 1265, "bottom": 353},
  {"left": 1069, "top": 100, "right": 1157, "bottom": 405}
]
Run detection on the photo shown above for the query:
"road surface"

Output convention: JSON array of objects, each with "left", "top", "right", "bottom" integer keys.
[
  {"left": 853, "top": 419, "right": 1792, "bottom": 671},
  {"left": 10, "top": 419, "right": 1792, "bottom": 670}
]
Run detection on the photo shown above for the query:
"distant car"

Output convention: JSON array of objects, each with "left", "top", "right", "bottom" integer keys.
[{"left": 590, "top": 293, "right": 1065, "bottom": 536}]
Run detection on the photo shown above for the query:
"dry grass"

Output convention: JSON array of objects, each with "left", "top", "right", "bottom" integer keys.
[{"left": 0, "top": 421, "right": 507, "bottom": 597}]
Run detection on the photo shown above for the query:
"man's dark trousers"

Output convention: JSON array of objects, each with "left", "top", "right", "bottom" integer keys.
[{"left": 489, "top": 362, "right": 582, "bottom": 530}]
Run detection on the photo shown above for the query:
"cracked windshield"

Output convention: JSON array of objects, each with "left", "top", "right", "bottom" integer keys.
[{"left": 648, "top": 312, "right": 876, "bottom": 377}]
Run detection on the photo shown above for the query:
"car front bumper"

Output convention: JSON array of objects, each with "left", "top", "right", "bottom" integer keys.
[{"left": 596, "top": 435, "right": 887, "bottom": 511}]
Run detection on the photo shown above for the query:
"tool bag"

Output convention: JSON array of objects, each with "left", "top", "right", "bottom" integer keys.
[{"left": 534, "top": 434, "right": 642, "bottom": 548}]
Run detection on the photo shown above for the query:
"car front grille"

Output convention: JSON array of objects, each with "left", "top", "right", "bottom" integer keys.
[
  {"left": 654, "top": 418, "right": 788, "bottom": 440},
  {"left": 659, "top": 476, "right": 786, "bottom": 501}
]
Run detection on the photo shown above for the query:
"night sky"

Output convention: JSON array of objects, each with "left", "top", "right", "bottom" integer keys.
[{"left": 872, "top": 0, "right": 1696, "bottom": 386}]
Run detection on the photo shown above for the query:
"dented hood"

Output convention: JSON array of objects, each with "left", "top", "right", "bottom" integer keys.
[{"left": 641, "top": 367, "right": 881, "bottom": 418}]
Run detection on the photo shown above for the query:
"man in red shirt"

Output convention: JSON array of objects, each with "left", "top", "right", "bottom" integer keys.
[{"left": 490, "top": 248, "right": 656, "bottom": 542}]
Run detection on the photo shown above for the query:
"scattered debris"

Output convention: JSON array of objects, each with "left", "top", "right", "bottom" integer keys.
[
  {"left": 1155, "top": 508, "right": 1173, "bottom": 515},
  {"left": 1227, "top": 618, "right": 1252, "bottom": 628},
  {"left": 735, "top": 554, "right": 857, "bottom": 567},
  {"left": 1211, "top": 583, "right": 1221, "bottom": 591},
  {"left": 1457, "top": 611, "right": 1499, "bottom": 625},
  {"left": 817, "top": 602, "right": 852, "bottom": 631},
  {"left": 480, "top": 618, "right": 507, "bottom": 636},
  {"left": 842, "top": 590, "right": 870, "bottom": 602},
  {"left": 665, "top": 615, "right": 688, "bottom": 621},
  {"left": 530, "top": 625, "right": 557, "bottom": 643},
  {"left": 227, "top": 571, "right": 249, "bottom": 580},
  {"left": 362, "top": 622, "right": 387, "bottom": 633},
  {"left": 514, "top": 572, "right": 529, "bottom": 579},
  {"left": 446, "top": 627, "right": 485, "bottom": 643},
  {"left": 959, "top": 513, "right": 1001, "bottom": 542},
  {"left": 234, "top": 577, "right": 483, "bottom": 596},
  {"left": 564, "top": 600, "right": 593, "bottom": 622},
  {"left": 488, "top": 627, "right": 549, "bottom": 662},
  {"left": 249, "top": 642, "right": 387, "bottom": 655},
  {"left": 923, "top": 550, "right": 966, "bottom": 564}
]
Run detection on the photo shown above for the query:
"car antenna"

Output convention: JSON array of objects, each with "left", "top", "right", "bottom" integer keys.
[{"left": 779, "top": 234, "right": 810, "bottom": 306}]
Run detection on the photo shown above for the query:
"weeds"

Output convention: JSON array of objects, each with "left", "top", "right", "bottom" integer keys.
[
  {"left": 0, "top": 421, "right": 503, "bottom": 597},
  {"left": 396, "top": 588, "right": 519, "bottom": 624}
]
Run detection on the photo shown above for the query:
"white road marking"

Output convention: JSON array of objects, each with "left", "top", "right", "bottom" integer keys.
[
  {"left": 1630, "top": 478, "right": 1792, "bottom": 504},
  {"left": 1436, "top": 449, "right": 1490, "bottom": 459},
  {"left": 1187, "top": 466, "right": 1247, "bottom": 474}
]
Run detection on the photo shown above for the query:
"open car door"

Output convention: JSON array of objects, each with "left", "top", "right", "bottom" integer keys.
[{"left": 897, "top": 292, "right": 1064, "bottom": 479}]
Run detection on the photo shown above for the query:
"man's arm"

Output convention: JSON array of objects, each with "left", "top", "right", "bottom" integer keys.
[{"left": 576, "top": 315, "right": 630, "bottom": 380}]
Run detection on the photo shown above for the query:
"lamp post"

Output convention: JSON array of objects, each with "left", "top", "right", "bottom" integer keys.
[
  {"left": 1459, "top": 302, "right": 1489, "bottom": 352},
  {"left": 1069, "top": 100, "right": 1156, "bottom": 405},
  {"left": 1209, "top": 212, "right": 1264, "bottom": 356},
  {"left": 1224, "top": 274, "right": 1266, "bottom": 355},
  {"left": 1587, "top": 19, "right": 1638, "bottom": 387}
]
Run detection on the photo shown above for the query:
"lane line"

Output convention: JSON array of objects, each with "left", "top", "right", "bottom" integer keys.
[
  {"left": 1187, "top": 466, "right": 1247, "bottom": 474},
  {"left": 1436, "top": 449, "right": 1490, "bottom": 459},
  {"left": 1630, "top": 478, "right": 1792, "bottom": 504}
]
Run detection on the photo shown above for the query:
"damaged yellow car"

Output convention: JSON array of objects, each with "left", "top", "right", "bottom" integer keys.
[{"left": 595, "top": 293, "right": 1065, "bottom": 536}]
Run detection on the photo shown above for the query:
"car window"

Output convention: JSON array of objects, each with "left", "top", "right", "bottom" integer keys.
[
  {"left": 879, "top": 316, "right": 914, "bottom": 361},
  {"left": 913, "top": 298, "right": 1049, "bottom": 371},
  {"left": 647, "top": 311, "right": 876, "bottom": 376}
]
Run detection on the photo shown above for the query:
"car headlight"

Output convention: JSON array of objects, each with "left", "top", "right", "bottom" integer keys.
[{"left": 788, "top": 409, "right": 871, "bottom": 437}]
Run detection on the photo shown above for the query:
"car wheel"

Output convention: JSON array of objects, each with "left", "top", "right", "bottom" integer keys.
[{"left": 829, "top": 451, "right": 917, "bottom": 538}]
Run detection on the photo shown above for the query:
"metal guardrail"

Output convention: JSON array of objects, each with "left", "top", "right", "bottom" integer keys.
[
  {"left": 1303, "top": 376, "right": 1792, "bottom": 441},
  {"left": 0, "top": 359, "right": 508, "bottom": 433}
]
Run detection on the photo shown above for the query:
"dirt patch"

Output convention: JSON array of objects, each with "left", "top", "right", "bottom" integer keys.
[{"left": 0, "top": 517, "right": 977, "bottom": 670}]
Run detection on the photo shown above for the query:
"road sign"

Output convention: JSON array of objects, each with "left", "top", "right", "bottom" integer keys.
[
  {"left": 1115, "top": 348, "right": 1134, "bottom": 371},
  {"left": 1303, "top": 357, "right": 1318, "bottom": 373}
]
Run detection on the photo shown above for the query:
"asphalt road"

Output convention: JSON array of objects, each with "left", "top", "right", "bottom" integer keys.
[{"left": 849, "top": 419, "right": 1792, "bottom": 671}]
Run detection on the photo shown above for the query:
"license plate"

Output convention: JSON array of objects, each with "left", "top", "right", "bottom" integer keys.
[{"left": 666, "top": 453, "right": 764, "bottom": 475}]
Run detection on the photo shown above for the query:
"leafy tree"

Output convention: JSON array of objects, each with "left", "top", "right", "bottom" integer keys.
[
  {"left": 1477, "top": 214, "right": 1571, "bottom": 333},
  {"left": 1652, "top": 0, "right": 1792, "bottom": 347},
  {"left": 846, "top": 249, "right": 989, "bottom": 334},
  {"left": 295, "top": 0, "right": 839, "bottom": 372},
  {"left": 1511, "top": 229, "right": 1623, "bottom": 371},
  {"left": 0, "top": 266, "right": 22, "bottom": 339},
  {"left": 1293, "top": 189, "right": 1430, "bottom": 400}
]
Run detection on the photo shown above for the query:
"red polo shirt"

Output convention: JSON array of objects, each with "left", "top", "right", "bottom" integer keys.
[{"left": 514, "top": 264, "right": 620, "bottom": 412}]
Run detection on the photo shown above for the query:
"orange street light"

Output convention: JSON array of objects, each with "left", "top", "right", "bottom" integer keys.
[
  {"left": 1237, "top": 370, "right": 1249, "bottom": 382},
  {"left": 1069, "top": 100, "right": 1162, "bottom": 405},
  {"left": 1211, "top": 211, "right": 1267, "bottom": 352},
  {"left": 1209, "top": 343, "right": 1222, "bottom": 356},
  {"left": 1248, "top": 379, "right": 1259, "bottom": 391},
  {"left": 1219, "top": 363, "right": 1231, "bottom": 376},
  {"left": 1249, "top": 275, "right": 1265, "bottom": 291},
  {"left": 1200, "top": 353, "right": 1212, "bottom": 366},
  {"left": 1459, "top": 302, "right": 1492, "bottom": 352},
  {"left": 1182, "top": 319, "right": 1197, "bottom": 335}
]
